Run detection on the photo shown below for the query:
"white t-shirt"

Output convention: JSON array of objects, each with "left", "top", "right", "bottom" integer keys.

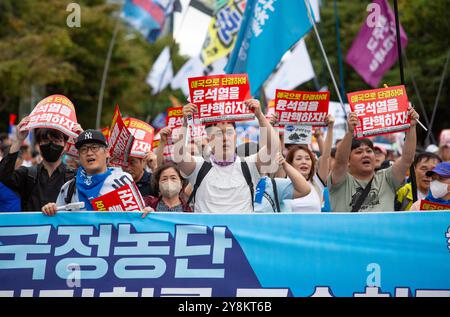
[
  {"left": 182, "top": 154, "right": 260, "bottom": 213},
  {"left": 285, "top": 181, "right": 322, "bottom": 213},
  {"left": 56, "top": 167, "right": 134, "bottom": 211}
]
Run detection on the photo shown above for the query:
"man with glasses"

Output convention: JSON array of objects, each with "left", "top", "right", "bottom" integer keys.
[
  {"left": 174, "top": 100, "right": 279, "bottom": 213},
  {"left": 41, "top": 129, "right": 136, "bottom": 214},
  {"left": 0, "top": 116, "right": 75, "bottom": 211}
]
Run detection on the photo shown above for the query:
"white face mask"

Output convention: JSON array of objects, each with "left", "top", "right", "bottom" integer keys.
[
  {"left": 159, "top": 181, "right": 182, "bottom": 198},
  {"left": 430, "top": 180, "right": 449, "bottom": 198}
]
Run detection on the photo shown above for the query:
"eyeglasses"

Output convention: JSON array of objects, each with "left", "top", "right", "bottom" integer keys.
[{"left": 79, "top": 144, "right": 104, "bottom": 155}]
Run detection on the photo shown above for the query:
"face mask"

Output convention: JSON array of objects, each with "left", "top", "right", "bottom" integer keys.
[
  {"left": 430, "top": 180, "right": 449, "bottom": 198},
  {"left": 159, "top": 181, "right": 182, "bottom": 198},
  {"left": 40, "top": 142, "right": 64, "bottom": 163}
]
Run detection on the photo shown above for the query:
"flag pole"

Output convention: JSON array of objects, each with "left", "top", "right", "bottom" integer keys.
[
  {"left": 425, "top": 48, "right": 450, "bottom": 145},
  {"left": 333, "top": 0, "right": 347, "bottom": 102},
  {"left": 393, "top": 0, "right": 418, "bottom": 203},
  {"left": 96, "top": 7, "right": 123, "bottom": 130},
  {"left": 303, "top": 0, "right": 347, "bottom": 117}
]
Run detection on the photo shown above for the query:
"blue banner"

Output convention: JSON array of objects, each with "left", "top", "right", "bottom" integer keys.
[
  {"left": 225, "top": 0, "right": 313, "bottom": 96},
  {"left": 0, "top": 212, "right": 449, "bottom": 297}
]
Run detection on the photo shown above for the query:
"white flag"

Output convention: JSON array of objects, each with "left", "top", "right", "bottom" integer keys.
[
  {"left": 171, "top": 56, "right": 205, "bottom": 97},
  {"left": 146, "top": 46, "right": 174, "bottom": 95},
  {"left": 264, "top": 39, "right": 315, "bottom": 100}
]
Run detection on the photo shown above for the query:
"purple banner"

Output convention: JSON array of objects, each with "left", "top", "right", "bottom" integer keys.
[{"left": 346, "top": 0, "right": 408, "bottom": 88}]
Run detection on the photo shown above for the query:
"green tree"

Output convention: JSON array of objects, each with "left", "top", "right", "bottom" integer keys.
[
  {"left": 301, "top": 0, "right": 449, "bottom": 145},
  {"left": 0, "top": 0, "right": 187, "bottom": 131}
]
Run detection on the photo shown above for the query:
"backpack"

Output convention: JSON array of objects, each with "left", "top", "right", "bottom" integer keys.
[{"left": 187, "top": 161, "right": 254, "bottom": 211}]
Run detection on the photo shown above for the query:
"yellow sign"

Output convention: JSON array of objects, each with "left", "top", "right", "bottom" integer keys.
[{"left": 201, "top": 0, "right": 247, "bottom": 66}]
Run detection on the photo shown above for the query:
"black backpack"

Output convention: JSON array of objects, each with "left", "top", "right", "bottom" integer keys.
[{"left": 187, "top": 161, "right": 255, "bottom": 210}]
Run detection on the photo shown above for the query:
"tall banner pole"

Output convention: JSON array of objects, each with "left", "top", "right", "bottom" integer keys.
[
  {"left": 393, "top": 0, "right": 417, "bottom": 203},
  {"left": 303, "top": 0, "right": 347, "bottom": 118}
]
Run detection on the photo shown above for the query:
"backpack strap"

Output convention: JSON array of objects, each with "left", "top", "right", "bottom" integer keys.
[
  {"left": 65, "top": 179, "right": 77, "bottom": 205},
  {"left": 270, "top": 178, "right": 281, "bottom": 213},
  {"left": 240, "top": 161, "right": 254, "bottom": 210},
  {"left": 351, "top": 177, "right": 374, "bottom": 213},
  {"left": 187, "top": 161, "right": 213, "bottom": 206}
]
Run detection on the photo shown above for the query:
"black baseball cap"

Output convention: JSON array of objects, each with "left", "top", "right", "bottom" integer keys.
[{"left": 75, "top": 129, "right": 108, "bottom": 149}]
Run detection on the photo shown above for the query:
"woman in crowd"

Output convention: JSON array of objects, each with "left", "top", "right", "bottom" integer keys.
[{"left": 143, "top": 162, "right": 192, "bottom": 213}]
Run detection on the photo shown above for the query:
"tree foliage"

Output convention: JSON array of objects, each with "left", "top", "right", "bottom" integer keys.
[{"left": 0, "top": 0, "right": 187, "bottom": 130}]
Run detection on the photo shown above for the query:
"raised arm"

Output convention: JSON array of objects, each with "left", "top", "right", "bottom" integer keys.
[
  {"left": 245, "top": 99, "right": 280, "bottom": 174},
  {"left": 172, "top": 104, "right": 197, "bottom": 176},
  {"left": 331, "top": 112, "right": 358, "bottom": 185},
  {"left": 154, "top": 127, "right": 171, "bottom": 168},
  {"left": 391, "top": 106, "right": 419, "bottom": 184},
  {"left": 276, "top": 152, "right": 310, "bottom": 198},
  {"left": 317, "top": 114, "right": 335, "bottom": 183}
]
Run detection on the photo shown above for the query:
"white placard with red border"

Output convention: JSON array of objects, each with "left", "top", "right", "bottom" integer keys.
[
  {"left": 108, "top": 105, "right": 135, "bottom": 167},
  {"left": 123, "top": 118, "right": 154, "bottom": 159},
  {"left": 90, "top": 183, "right": 145, "bottom": 212},
  {"left": 22, "top": 94, "right": 79, "bottom": 138}
]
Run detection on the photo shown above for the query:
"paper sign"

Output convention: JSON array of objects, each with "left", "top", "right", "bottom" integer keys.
[
  {"left": 419, "top": 200, "right": 449, "bottom": 211},
  {"left": 108, "top": 105, "right": 135, "bottom": 167},
  {"left": 123, "top": 118, "right": 154, "bottom": 159},
  {"left": 275, "top": 89, "right": 330, "bottom": 126},
  {"left": 65, "top": 137, "right": 78, "bottom": 158},
  {"left": 188, "top": 74, "right": 253, "bottom": 124},
  {"left": 23, "top": 94, "right": 79, "bottom": 138},
  {"left": 166, "top": 106, "right": 206, "bottom": 143},
  {"left": 347, "top": 85, "right": 410, "bottom": 139},
  {"left": 101, "top": 127, "right": 110, "bottom": 142},
  {"left": 439, "top": 129, "right": 450, "bottom": 147},
  {"left": 91, "top": 183, "right": 145, "bottom": 212},
  {"left": 284, "top": 125, "right": 313, "bottom": 145}
]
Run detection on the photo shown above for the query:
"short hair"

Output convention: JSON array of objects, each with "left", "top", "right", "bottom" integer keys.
[
  {"left": 285, "top": 145, "right": 316, "bottom": 181},
  {"left": 35, "top": 128, "right": 68, "bottom": 144},
  {"left": 151, "top": 162, "right": 188, "bottom": 196},
  {"left": 351, "top": 138, "right": 374, "bottom": 151},
  {"left": 413, "top": 151, "right": 442, "bottom": 167}
]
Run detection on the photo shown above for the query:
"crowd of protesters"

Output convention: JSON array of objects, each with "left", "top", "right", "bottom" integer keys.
[{"left": 0, "top": 99, "right": 449, "bottom": 215}]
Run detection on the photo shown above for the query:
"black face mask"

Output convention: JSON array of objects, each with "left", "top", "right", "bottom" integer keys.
[{"left": 40, "top": 142, "right": 64, "bottom": 163}]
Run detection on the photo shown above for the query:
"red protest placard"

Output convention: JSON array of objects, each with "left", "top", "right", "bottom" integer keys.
[
  {"left": 275, "top": 89, "right": 330, "bottom": 126},
  {"left": 108, "top": 105, "right": 135, "bottom": 167},
  {"left": 91, "top": 183, "right": 145, "bottom": 212},
  {"left": 419, "top": 200, "right": 449, "bottom": 211},
  {"left": 101, "top": 127, "right": 110, "bottom": 143},
  {"left": 23, "top": 94, "right": 79, "bottom": 138},
  {"left": 347, "top": 85, "right": 410, "bottom": 139},
  {"left": 188, "top": 74, "right": 253, "bottom": 124},
  {"left": 165, "top": 106, "right": 206, "bottom": 143},
  {"left": 123, "top": 118, "right": 154, "bottom": 158},
  {"left": 65, "top": 137, "right": 78, "bottom": 158}
]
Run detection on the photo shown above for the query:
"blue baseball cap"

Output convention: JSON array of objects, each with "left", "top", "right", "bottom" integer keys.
[{"left": 426, "top": 162, "right": 450, "bottom": 178}]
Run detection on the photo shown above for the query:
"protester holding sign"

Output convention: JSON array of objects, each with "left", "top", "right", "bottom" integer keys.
[
  {"left": 329, "top": 106, "right": 419, "bottom": 212},
  {"left": 409, "top": 162, "right": 450, "bottom": 211},
  {"left": 396, "top": 152, "right": 442, "bottom": 211},
  {"left": 174, "top": 98, "right": 279, "bottom": 213},
  {"left": 122, "top": 117, "right": 158, "bottom": 197},
  {"left": 254, "top": 152, "right": 311, "bottom": 213},
  {"left": 41, "top": 130, "right": 149, "bottom": 214},
  {"left": 0, "top": 94, "right": 82, "bottom": 211}
]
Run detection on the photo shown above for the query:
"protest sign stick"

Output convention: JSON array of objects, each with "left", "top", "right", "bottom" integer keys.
[
  {"left": 425, "top": 49, "right": 450, "bottom": 145},
  {"left": 303, "top": 0, "right": 347, "bottom": 119},
  {"left": 393, "top": 0, "right": 417, "bottom": 204}
]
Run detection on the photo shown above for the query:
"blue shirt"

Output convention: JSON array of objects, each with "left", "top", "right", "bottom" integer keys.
[
  {"left": 0, "top": 182, "right": 21, "bottom": 212},
  {"left": 254, "top": 177, "right": 294, "bottom": 213}
]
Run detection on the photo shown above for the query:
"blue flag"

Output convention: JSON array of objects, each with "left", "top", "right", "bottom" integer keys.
[
  {"left": 225, "top": 0, "right": 314, "bottom": 96},
  {"left": 121, "top": 0, "right": 167, "bottom": 42}
]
